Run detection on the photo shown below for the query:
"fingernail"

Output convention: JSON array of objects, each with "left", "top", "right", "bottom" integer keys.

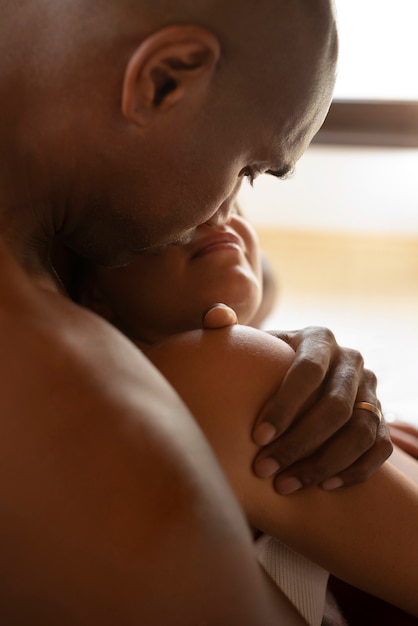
[
  {"left": 255, "top": 457, "right": 280, "bottom": 478},
  {"left": 253, "top": 422, "right": 277, "bottom": 446},
  {"left": 277, "top": 477, "right": 303, "bottom": 495},
  {"left": 321, "top": 477, "right": 344, "bottom": 491}
]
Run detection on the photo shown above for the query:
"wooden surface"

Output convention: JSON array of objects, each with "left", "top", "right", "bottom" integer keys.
[{"left": 256, "top": 228, "right": 418, "bottom": 299}]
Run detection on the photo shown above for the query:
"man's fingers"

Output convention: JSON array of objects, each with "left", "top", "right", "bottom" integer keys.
[
  {"left": 271, "top": 423, "right": 392, "bottom": 496},
  {"left": 253, "top": 340, "right": 336, "bottom": 445},
  {"left": 254, "top": 404, "right": 392, "bottom": 493},
  {"left": 322, "top": 423, "right": 393, "bottom": 489},
  {"left": 253, "top": 354, "right": 363, "bottom": 468},
  {"left": 253, "top": 395, "right": 352, "bottom": 479},
  {"left": 253, "top": 328, "right": 363, "bottom": 447},
  {"left": 251, "top": 325, "right": 390, "bottom": 492}
]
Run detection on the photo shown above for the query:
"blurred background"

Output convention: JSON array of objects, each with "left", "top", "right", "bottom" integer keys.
[{"left": 238, "top": 0, "right": 418, "bottom": 425}]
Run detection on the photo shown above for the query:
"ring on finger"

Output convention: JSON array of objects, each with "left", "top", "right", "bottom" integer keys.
[{"left": 354, "top": 401, "right": 382, "bottom": 423}]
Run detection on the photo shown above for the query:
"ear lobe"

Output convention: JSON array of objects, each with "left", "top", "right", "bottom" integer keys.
[{"left": 122, "top": 25, "right": 221, "bottom": 126}]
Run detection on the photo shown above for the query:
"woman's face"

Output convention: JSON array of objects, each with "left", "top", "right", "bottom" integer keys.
[{"left": 90, "top": 214, "right": 263, "bottom": 345}]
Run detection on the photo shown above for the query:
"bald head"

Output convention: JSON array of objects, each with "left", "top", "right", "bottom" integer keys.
[{"left": 0, "top": 0, "right": 337, "bottom": 266}]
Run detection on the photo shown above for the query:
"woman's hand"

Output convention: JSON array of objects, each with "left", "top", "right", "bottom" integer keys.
[
  {"left": 389, "top": 422, "right": 418, "bottom": 459},
  {"left": 202, "top": 303, "right": 238, "bottom": 328},
  {"left": 252, "top": 326, "right": 393, "bottom": 494}
]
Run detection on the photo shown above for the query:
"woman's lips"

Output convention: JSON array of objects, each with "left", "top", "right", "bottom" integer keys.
[{"left": 190, "top": 233, "right": 243, "bottom": 259}]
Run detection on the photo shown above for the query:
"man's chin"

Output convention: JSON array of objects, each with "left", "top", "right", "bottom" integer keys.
[{"left": 169, "top": 228, "right": 197, "bottom": 247}]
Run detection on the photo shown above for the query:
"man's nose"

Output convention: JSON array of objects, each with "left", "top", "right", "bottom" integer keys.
[{"left": 205, "top": 200, "right": 234, "bottom": 227}]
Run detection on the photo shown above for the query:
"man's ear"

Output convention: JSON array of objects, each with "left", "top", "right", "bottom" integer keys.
[{"left": 121, "top": 25, "right": 221, "bottom": 126}]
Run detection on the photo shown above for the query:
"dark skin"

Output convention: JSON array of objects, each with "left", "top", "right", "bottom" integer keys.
[
  {"left": 79, "top": 214, "right": 418, "bottom": 621},
  {"left": 0, "top": 0, "right": 391, "bottom": 622},
  {"left": 389, "top": 422, "right": 418, "bottom": 458},
  {"left": 1, "top": 242, "right": 307, "bottom": 625}
]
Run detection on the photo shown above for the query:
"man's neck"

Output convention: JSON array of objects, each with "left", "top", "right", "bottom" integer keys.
[{"left": 0, "top": 205, "right": 64, "bottom": 295}]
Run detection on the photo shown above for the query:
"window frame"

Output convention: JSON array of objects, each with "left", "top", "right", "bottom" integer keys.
[{"left": 314, "top": 100, "right": 418, "bottom": 148}]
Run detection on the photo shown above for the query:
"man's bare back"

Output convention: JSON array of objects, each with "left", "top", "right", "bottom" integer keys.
[
  {"left": 0, "top": 1, "right": 391, "bottom": 622},
  {"left": 2, "top": 240, "right": 305, "bottom": 624}
]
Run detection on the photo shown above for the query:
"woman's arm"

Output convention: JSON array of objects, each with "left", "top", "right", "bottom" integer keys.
[
  {"left": 390, "top": 422, "right": 418, "bottom": 459},
  {"left": 147, "top": 325, "right": 418, "bottom": 618}
]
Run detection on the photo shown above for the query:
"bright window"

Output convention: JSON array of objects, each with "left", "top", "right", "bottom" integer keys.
[{"left": 334, "top": 0, "right": 418, "bottom": 101}]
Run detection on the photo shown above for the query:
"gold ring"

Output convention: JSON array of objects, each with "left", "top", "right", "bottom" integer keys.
[{"left": 354, "top": 401, "right": 382, "bottom": 422}]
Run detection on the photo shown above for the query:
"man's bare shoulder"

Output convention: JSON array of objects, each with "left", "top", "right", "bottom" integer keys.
[
  {"left": 0, "top": 240, "right": 195, "bottom": 453},
  {"left": 0, "top": 250, "right": 289, "bottom": 624}
]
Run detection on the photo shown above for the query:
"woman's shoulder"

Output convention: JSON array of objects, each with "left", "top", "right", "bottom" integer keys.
[
  {"left": 147, "top": 325, "right": 294, "bottom": 381},
  {"left": 147, "top": 324, "right": 294, "bottom": 360},
  {"left": 146, "top": 324, "right": 295, "bottom": 435}
]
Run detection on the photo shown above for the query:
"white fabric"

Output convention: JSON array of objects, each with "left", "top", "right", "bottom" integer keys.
[{"left": 255, "top": 534, "right": 329, "bottom": 626}]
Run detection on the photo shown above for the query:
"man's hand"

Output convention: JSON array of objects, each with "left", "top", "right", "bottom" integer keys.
[
  {"left": 252, "top": 326, "right": 393, "bottom": 494},
  {"left": 389, "top": 422, "right": 418, "bottom": 459}
]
